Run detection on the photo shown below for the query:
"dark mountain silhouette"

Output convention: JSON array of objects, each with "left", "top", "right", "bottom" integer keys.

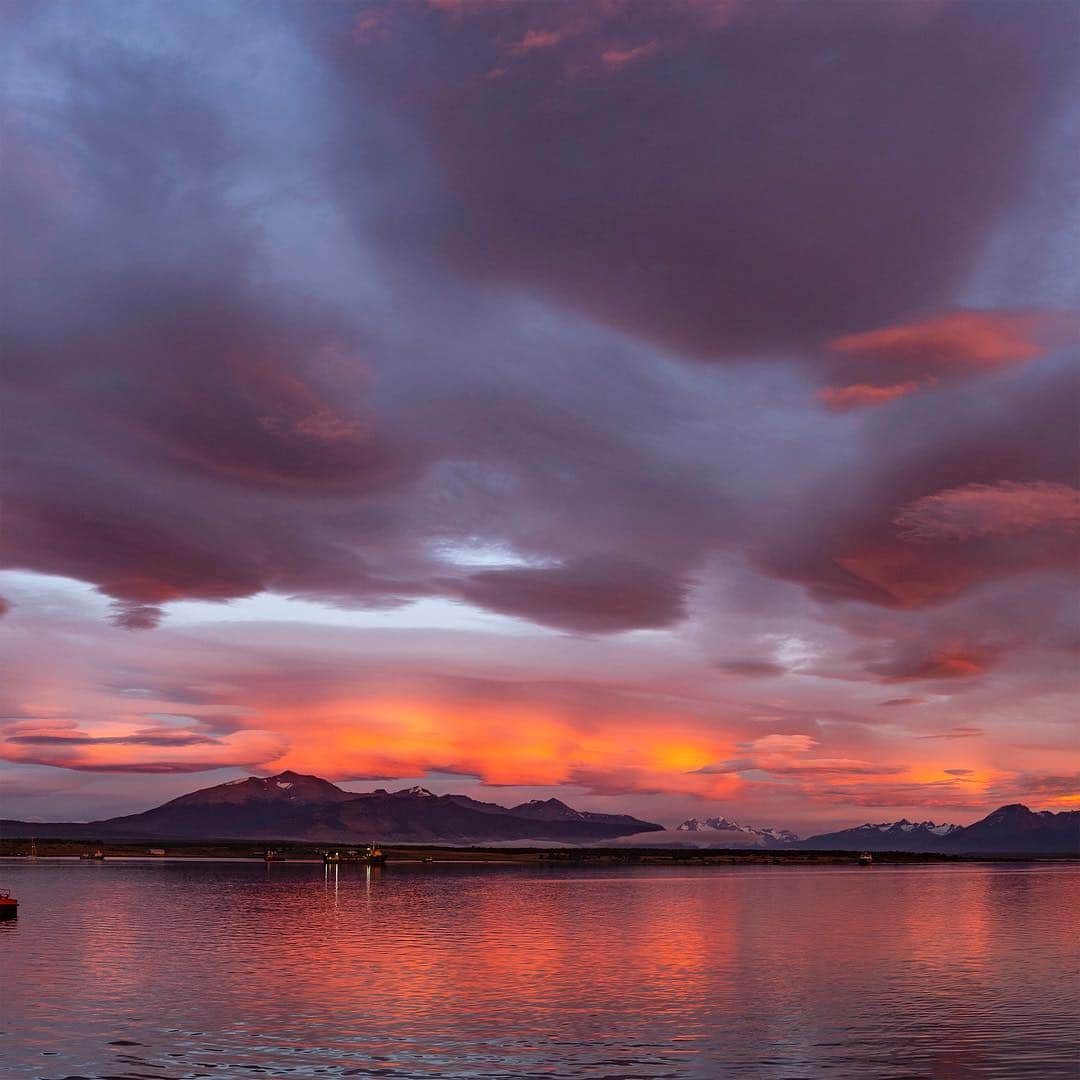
[
  {"left": 507, "top": 798, "right": 648, "bottom": 826},
  {"left": 3, "top": 779, "right": 1076, "bottom": 853},
  {"left": 799, "top": 805, "right": 1079, "bottom": 856},
  {"left": 0, "top": 771, "right": 663, "bottom": 844},
  {"left": 936, "top": 804, "right": 1080, "bottom": 855},
  {"left": 796, "top": 819, "right": 962, "bottom": 852}
]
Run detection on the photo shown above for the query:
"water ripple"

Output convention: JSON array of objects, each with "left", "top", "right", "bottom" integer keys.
[{"left": 0, "top": 861, "right": 1077, "bottom": 1078}]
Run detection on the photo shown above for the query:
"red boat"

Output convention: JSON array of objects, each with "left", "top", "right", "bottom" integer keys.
[{"left": 0, "top": 890, "right": 17, "bottom": 919}]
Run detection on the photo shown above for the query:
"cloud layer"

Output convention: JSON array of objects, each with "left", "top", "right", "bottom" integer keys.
[{"left": 0, "top": 1, "right": 1076, "bottom": 826}]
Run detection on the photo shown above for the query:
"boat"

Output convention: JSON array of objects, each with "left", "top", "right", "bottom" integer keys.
[
  {"left": 858, "top": 851, "right": 873, "bottom": 865},
  {"left": 79, "top": 850, "right": 106, "bottom": 861},
  {"left": 0, "top": 890, "right": 16, "bottom": 919},
  {"left": 263, "top": 849, "right": 284, "bottom": 862},
  {"left": 323, "top": 843, "right": 385, "bottom": 865}
]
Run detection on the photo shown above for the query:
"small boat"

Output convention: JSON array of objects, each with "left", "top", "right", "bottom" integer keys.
[
  {"left": 0, "top": 890, "right": 18, "bottom": 919},
  {"left": 323, "top": 843, "right": 385, "bottom": 865},
  {"left": 858, "top": 851, "right": 873, "bottom": 866},
  {"left": 79, "top": 850, "right": 106, "bottom": 861}
]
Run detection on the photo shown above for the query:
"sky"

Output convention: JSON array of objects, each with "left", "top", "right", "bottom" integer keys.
[{"left": 1, "top": 0, "right": 1077, "bottom": 833}]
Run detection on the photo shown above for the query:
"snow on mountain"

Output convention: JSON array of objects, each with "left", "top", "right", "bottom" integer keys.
[
  {"left": 673, "top": 817, "right": 798, "bottom": 846},
  {"left": 677, "top": 816, "right": 742, "bottom": 832},
  {"left": 801, "top": 818, "right": 964, "bottom": 851},
  {"left": 755, "top": 826, "right": 800, "bottom": 844},
  {"left": 165, "top": 770, "right": 357, "bottom": 807}
]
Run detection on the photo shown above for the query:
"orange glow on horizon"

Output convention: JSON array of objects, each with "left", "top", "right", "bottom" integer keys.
[{"left": 258, "top": 696, "right": 740, "bottom": 798}]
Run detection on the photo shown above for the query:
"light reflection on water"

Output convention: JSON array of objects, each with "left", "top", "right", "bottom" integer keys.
[{"left": 0, "top": 860, "right": 1077, "bottom": 1078}]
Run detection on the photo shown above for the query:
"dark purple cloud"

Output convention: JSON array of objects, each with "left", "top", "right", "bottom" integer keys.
[
  {"left": 456, "top": 557, "right": 687, "bottom": 633},
  {"left": 755, "top": 359, "right": 1080, "bottom": 608},
  {"left": 337, "top": 0, "right": 1078, "bottom": 359},
  {"left": 917, "top": 728, "right": 983, "bottom": 741},
  {"left": 715, "top": 659, "right": 786, "bottom": 678},
  {"left": 3, "top": 0, "right": 1075, "bottom": 638},
  {"left": 8, "top": 733, "right": 220, "bottom": 747},
  {"left": 0, "top": 0, "right": 1076, "bottom": 822},
  {"left": 864, "top": 642, "right": 999, "bottom": 683}
]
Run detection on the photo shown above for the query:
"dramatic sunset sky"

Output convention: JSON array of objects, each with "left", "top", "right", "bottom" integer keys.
[{"left": 2, "top": 0, "right": 1077, "bottom": 832}]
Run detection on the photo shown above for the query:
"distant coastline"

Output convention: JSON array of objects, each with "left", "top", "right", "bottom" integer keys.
[
  {"left": 3, "top": 838, "right": 1075, "bottom": 865},
  {"left": 4, "top": 772, "right": 1076, "bottom": 855}
]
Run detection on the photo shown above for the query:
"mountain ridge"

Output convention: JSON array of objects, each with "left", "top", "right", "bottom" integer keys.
[
  {"left": 2, "top": 776, "right": 1076, "bottom": 853},
  {"left": 798, "top": 805, "right": 1078, "bottom": 855},
  {"left": 0, "top": 771, "right": 663, "bottom": 845}
]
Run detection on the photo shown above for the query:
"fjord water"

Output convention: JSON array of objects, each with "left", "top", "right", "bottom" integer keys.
[{"left": 1, "top": 861, "right": 1077, "bottom": 1078}]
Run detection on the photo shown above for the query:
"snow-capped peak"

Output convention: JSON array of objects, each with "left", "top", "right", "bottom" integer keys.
[
  {"left": 929, "top": 823, "right": 961, "bottom": 836},
  {"left": 677, "top": 816, "right": 745, "bottom": 832},
  {"left": 675, "top": 817, "right": 798, "bottom": 842},
  {"left": 865, "top": 818, "right": 957, "bottom": 834},
  {"left": 756, "top": 826, "right": 800, "bottom": 843}
]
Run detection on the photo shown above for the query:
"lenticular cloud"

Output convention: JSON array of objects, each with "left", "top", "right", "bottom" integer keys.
[{"left": 895, "top": 482, "right": 1080, "bottom": 542}]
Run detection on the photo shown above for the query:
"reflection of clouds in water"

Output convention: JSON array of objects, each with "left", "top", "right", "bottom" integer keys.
[{"left": 2, "top": 862, "right": 1077, "bottom": 1075}]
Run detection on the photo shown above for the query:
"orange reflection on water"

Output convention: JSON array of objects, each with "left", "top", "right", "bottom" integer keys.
[{"left": 6, "top": 861, "right": 1079, "bottom": 1076}]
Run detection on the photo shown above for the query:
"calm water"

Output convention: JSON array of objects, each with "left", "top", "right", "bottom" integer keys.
[{"left": 1, "top": 860, "right": 1077, "bottom": 1079}]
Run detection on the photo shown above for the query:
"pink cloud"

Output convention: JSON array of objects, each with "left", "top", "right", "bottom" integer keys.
[
  {"left": 817, "top": 381, "right": 921, "bottom": 411},
  {"left": 895, "top": 481, "right": 1080, "bottom": 542},
  {"left": 601, "top": 42, "right": 660, "bottom": 70},
  {"left": 867, "top": 643, "right": 998, "bottom": 682},
  {"left": 743, "top": 733, "right": 818, "bottom": 754},
  {"left": 509, "top": 28, "right": 563, "bottom": 55},
  {"left": 828, "top": 309, "right": 1076, "bottom": 374},
  {"left": 820, "top": 309, "right": 1079, "bottom": 408},
  {"left": 0, "top": 721, "right": 288, "bottom": 774}
]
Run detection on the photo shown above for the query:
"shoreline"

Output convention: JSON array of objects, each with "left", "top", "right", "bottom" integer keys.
[{"left": 2, "top": 839, "right": 1075, "bottom": 865}]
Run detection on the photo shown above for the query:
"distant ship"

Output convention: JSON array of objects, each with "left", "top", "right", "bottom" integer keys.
[
  {"left": 79, "top": 850, "right": 106, "bottom": 861},
  {"left": 323, "top": 843, "right": 385, "bottom": 865},
  {"left": 263, "top": 849, "right": 285, "bottom": 862},
  {"left": 859, "top": 851, "right": 873, "bottom": 865}
]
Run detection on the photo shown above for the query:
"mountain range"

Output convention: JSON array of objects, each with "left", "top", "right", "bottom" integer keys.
[
  {"left": 794, "top": 805, "right": 1078, "bottom": 855},
  {"left": 1, "top": 773, "right": 1076, "bottom": 854},
  {"left": 791, "top": 818, "right": 962, "bottom": 853},
  {"left": 676, "top": 816, "right": 800, "bottom": 845},
  {"left": 649, "top": 806, "right": 1077, "bottom": 855},
  {"left": 0, "top": 771, "right": 663, "bottom": 845}
]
